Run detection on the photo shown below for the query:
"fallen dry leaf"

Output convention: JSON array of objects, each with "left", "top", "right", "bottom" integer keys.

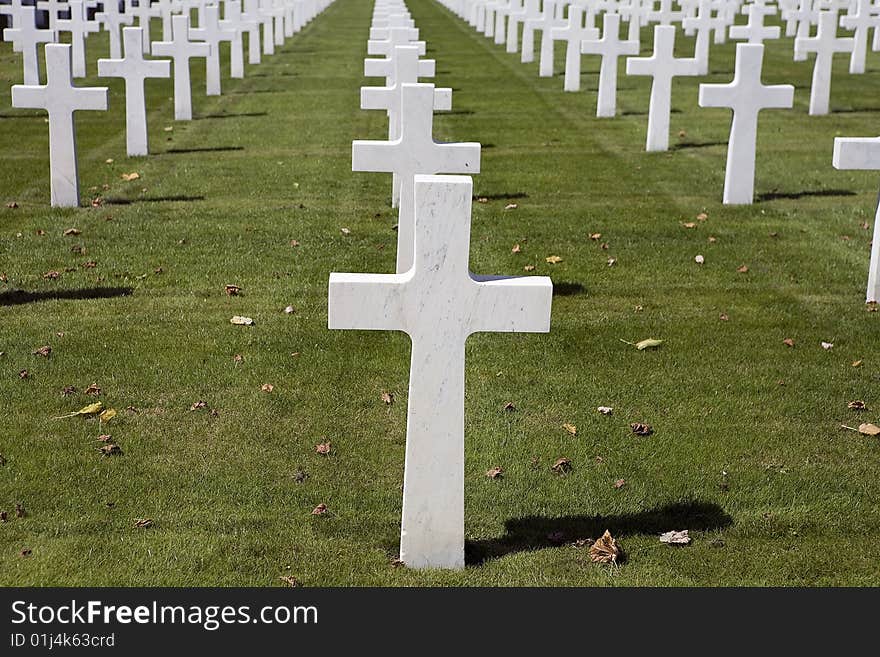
[
  {"left": 18, "top": 370, "right": 29, "bottom": 379},
  {"left": 562, "top": 423, "right": 577, "bottom": 435},
  {"left": 696, "top": 212, "right": 708, "bottom": 221},
  {"left": 32, "top": 345, "right": 51, "bottom": 357},
  {"left": 15, "top": 503, "right": 25, "bottom": 518},
  {"left": 340, "top": 227, "right": 351, "bottom": 235},
  {"left": 476, "top": 196, "right": 488, "bottom": 204},
  {"left": 821, "top": 341, "right": 834, "bottom": 350},
  {"left": 659, "top": 530, "right": 691, "bottom": 545},
  {"left": 289, "top": 240, "right": 300, "bottom": 247},
  {"left": 311, "top": 503, "right": 328, "bottom": 516},
  {"left": 503, "top": 402, "right": 516, "bottom": 412},
  {"left": 783, "top": 338, "right": 795, "bottom": 347},
  {"left": 134, "top": 518, "right": 153, "bottom": 528},
  {"left": 233, "top": 354, "right": 243, "bottom": 364},
  {"left": 607, "top": 257, "right": 616, "bottom": 267},
  {"left": 54, "top": 401, "right": 104, "bottom": 419},
  {"left": 858, "top": 423, "right": 880, "bottom": 436},
  {"left": 720, "top": 313, "right": 729, "bottom": 321},
  {"left": 708, "top": 235, "right": 717, "bottom": 243},
  {"left": 848, "top": 400, "right": 868, "bottom": 410},
  {"left": 694, "top": 254, "right": 705, "bottom": 264},
  {"left": 381, "top": 391, "right": 394, "bottom": 405},
  {"left": 261, "top": 383, "right": 274, "bottom": 393},
  {"left": 284, "top": 305, "right": 295, "bottom": 314},
  {"left": 63, "top": 228, "right": 81, "bottom": 236},
  {"left": 613, "top": 479, "right": 626, "bottom": 489},
  {"left": 0, "top": 511, "right": 6, "bottom": 522},
  {"left": 511, "top": 243, "right": 521, "bottom": 254},
  {"left": 630, "top": 422, "right": 653, "bottom": 436},
  {"left": 523, "top": 265, "right": 536, "bottom": 272},
  {"left": 315, "top": 441, "right": 331, "bottom": 455},
  {"left": 6, "top": 202, "right": 19, "bottom": 209},
  {"left": 99, "top": 443, "right": 122, "bottom": 456},
  {"left": 190, "top": 400, "right": 207, "bottom": 411},
  {"left": 545, "top": 255, "right": 563, "bottom": 264},
  {"left": 852, "top": 360, "right": 863, "bottom": 367},
  {"left": 279, "top": 576, "right": 300, "bottom": 587},
  {"left": 485, "top": 466, "right": 503, "bottom": 479},
  {"left": 43, "top": 270, "right": 60, "bottom": 280},
  {"left": 737, "top": 265, "right": 749, "bottom": 273},
  {"left": 98, "top": 408, "right": 117, "bottom": 422},
  {"left": 121, "top": 172, "right": 140, "bottom": 181},
  {"left": 504, "top": 203, "right": 518, "bottom": 210},
  {"left": 97, "top": 434, "right": 112, "bottom": 442},
  {"left": 224, "top": 284, "right": 242, "bottom": 296},
  {"left": 589, "top": 530, "right": 620, "bottom": 564},
  {"left": 551, "top": 457, "right": 572, "bottom": 474},
  {"left": 230, "top": 316, "right": 254, "bottom": 326},
  {"left": 85, "top": 383, "right": 101, "bottom": 395},
  {"left": 20, "top": 548, "right": 32, "bottom": 557},
  {"left": 597, "top": 406, "right": 613, "bottom": 415},
  {"left": 589, "top": 233, "right": 602, "bottom": 240},
  {"left": 621, "top": 338, "right": 663, "bottom": 350},
  {"left": 683, "top": 222, "right": 697, "bottom": 229}
]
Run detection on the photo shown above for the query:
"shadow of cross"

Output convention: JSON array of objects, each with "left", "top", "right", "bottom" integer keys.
[
  {"left": 353, "top": 82, "right": 480, "bottom": 273},
  {"left": 328, "top": 175, "right": 553, "bottom": 570},
  {"left": 11, "top": 43, "right": 108, "bottom": 207},
  {"left": 833, "top": 136, "right": 880, "bottom": 303}
]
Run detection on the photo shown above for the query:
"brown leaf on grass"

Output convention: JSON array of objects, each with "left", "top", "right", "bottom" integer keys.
[
  {"left": 20, "top": 548, "right": 32, "bottom": 557},
  {"left": 233, "top": 354, "right": 243, "bottom": 364},
  {"left": 63, "top": 228, "right": 81, "bottom": 236},
  {"left": 315, "top": 442, "right": 331, "bottom": 455},
  {"left": 134, "top": 518, "right": 153, "bottom": 528},
  {"left": 284, "top": 305, "right": 295, "bottom": 314},
  {"left": 340, "top": 227, "right": 351, "bottom": 235},
  {"left": 783, "top": 338, "right": 795, "bottom": 347},
  {"left": 0, "top": 511, "right": 6, "bottom": 522},
  {"left": 562, "top": 423, "right": 577, "bottom": 435},
  {"left": 523, "top": 265, "right": 536, "bottom": 272},
  {"left": 708, "top": 236, "right": 717, "bottom": 243},
  {"left": 43, "top": 270, "right": 60, "bottom": 280},
  {"left": 682, "top": 222, "right": 697, "bottom": 229},
  {"left": 99, "top": 443, "right": 122, "bottom": 456},
  {"left": 18, "top": 370, "right": 29, "bottom": 379},
  {"left": 99, "top": 408, "right": 116, "bottom": 423},
  {"left": 390, "top": 558, "right": 405, "bottom": 568},
  {"left": 719, "top": 313, "right": 729, "bottom": 321},
  {"left": 230, "top": 315, "right": 254, "bottom": 326},
  {"left": 32, "top": 345, "right": 51, "bottom": 357},
  {"left": 97, "top": 434, "right": 113, "bottom": 442},
  {"left": 476, "top": 197, "right": 488, "bottom": 204},
  {"left": 121, "top": 172, "right": 140, "bottom": 181},
  {"left": 511, "top": 243, "right": 521, "bottom": 254},
  {"left": 289, "top": 240, "right": 300, "bottom": 247},
  {"left": 607, "top": 257, "right": 617, "bottom": 267},
  {"left": 381, "top": 391, "right": 394, "bottom": 405},
  {"left": 821, "top": 341, "right": 834, "bottom": 350},
  {"left": 279, "top": 576, "right": 301, "bottom": 587},
  {"left": 630, "top": 422, "right": 653, "bottom": 436},
  {"left": 82, "top": 260, "right": 97, "bottom": 269},
  {"left": 736, "top": 265, "right": 749, "bottom": 273},
  {"left": 852, "top": 360, "right": 863, "bottom": 367},
  {"left": 294, "top": 469, "right": 308, "bottom": 483},
  {"left": 613, "top": 479, "right": 626, "bottom": 489},
  {"left": 189, "top": 400, "right": 207, "bottom": 411},
  {"left": 858, "top": 423, "right": 880, "bottom": 436},
  {"left": 696, "top": 212, "right": 708, "bottom": 221},
  {"left": 597, "top": 406, "right": 613, "bottom": 415},
  {"left": 6, "top": 202, "right": 18, "bottom": 209},
  {"left": 311, "top": 503, "right": 328, "bottom": 516},
  {"left": 589, "top": 530, "right": 620, "bottom": 564},
  {"left": 504, "top": 203, "right": 518, "bottom": 210},
  {"left": 261, "top": 383, "right": 274, "bottom": 393},
  {"left": 15, "top": 503, "right": 24, "bottom": 518},
  {"left": 659, "top": 530, "right": 691, "bottom": 545},
  {"left": 589, "top": 233, "right": 602, "bottom": 240},
  {"left": 551, "top": 457, "right": 572, "bottom": 474},
  {"left": 224, "top": 284, "right": 241, "bottom": 296},
  {"left": 867, "top": 301, "right": 878, "bottom": 312},
  {"left": 486, "top": 466, "right": 504, "bottom": 479},
  {"left": 503, "top": 402, "right": 516, "bottom": 412},
  {"left": 545, "top": 255, "right": 563, "bottom": 264},
  {"left": 848, "top": 400, "right": 868, "bottom": 410}
]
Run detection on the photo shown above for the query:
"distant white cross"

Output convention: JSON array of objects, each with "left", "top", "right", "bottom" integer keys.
[
  {"left": 353, "top": 82, "right": 480, "bottom": 273},
  {"left": 729, "top": 0, "right": 781, "bottom": 44},
  {"left": 364, "top": 49, "right": 435, "bottom": 87},
  {"left": 796, "top": 10, "right": 854, "bottom": 115},
  {"left": 682, "top": 0, "right": 715, "bottom": 74},
  {"left": 523, "top": 0, "right": 562, "bottom": 73},
  {"left": 648, "top": 0, "right": 684, "bottom": 25},
  {"left": 56, "top": 0, "right": 101, "bottom": 78},
  {"left": 11, "top": 43, "right": 109, "bottom": 207},
  {"left": 220, "top": 0, "right": 251, "bottom": 79},
  {"left": 241, "top": 0, "right": 265, "bottom": 64},
  {"left": 550, "top": 5, "right": 599, "bottom": 92},
  {"left": 35, "top": 0, "right": 67, "bottom": 37},
  {"left": 627, "top": 24, "right": 701, "bottom": 151},
  {"left": 328, "top": 174, "right": 553, "bottom": 570},
  {"left": 96, "top": 0, "right": 135, "bottom": 59},
  {"left": 581, "top": 12, "right": 639, "bottom": 117},
  {"left": 841, "top": 0, "right": 880, "bottom": 73},
  {"left": 833, "top": 136, "right": 880, "bottom": 302},
  {"left": 98, "top": 26, "right": 170, "bottom": 156},
  {"left": 367, "top": 25, "right": 427, "bottom": 57},
  {"left": 506, "top": 0, "right": 539, "bottom": 54},
  {"left": 190, "top": 5, "right": 235, "bottom": 95},
  {"left": 153, "top": 0, "right": 181, "bottom": 42},
  {"left": 152, "top": 14, "right": 211, "bottom": 120},
  {"left": 2, "top": 6, "right": 54, "bottom": 84},
  {"left": 698, "top": 43, "right": 793, "bottom": 204},
  {"left": 126, "top": 0, "right": 159, "bottom": 53},
  {"left": 257, "top": 0, "right": 276, "bottom": 55}
]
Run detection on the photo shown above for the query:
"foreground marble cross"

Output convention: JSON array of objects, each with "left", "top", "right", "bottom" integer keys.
[
  {"left": 699, "top": 43, "right": 793, "bottom": 204},
  {"left": 152, "top": 15, "right": 211, "bottom": 120},
  {"left": 328, "top": 175, "right": 553, "bottom": 569},
  {"left": 833, "top": 136, "right": 880, "bottom": 303},
  {"left": 627, "top": 25, "right": 700, "bottom": 151},
  {"left": 11, "top": 43, "right": 109, "bottom": 207},
  {"left": 98, "top": 27, "right": 171, "bottom": 156},
  {"left": 581, "top": 13, "right": 638, "bottom": 117},
  {"left": 353, "top": 83, "right": 480, "bottom": 273},
  {"left": 2, "top": 6, "right": 54, "bottom": 85},
  {"left": 796, "top": 10, "right": 854, "bottom": 115}
]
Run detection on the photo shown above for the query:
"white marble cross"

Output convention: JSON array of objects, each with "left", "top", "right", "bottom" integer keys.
[
  {"left": 581, "top": 12, "right": 639, "bottom": 117},
  {"left": 682, "top": 0, "right": 714, "bottom": 74},
  {"left": 257, "top": 0, "right": 276, "bottom": 55},
  {"left": 190, "top": 5, "right": 235, "bottom": 95},
  {"left": 35, "top": 0, "right": 67, "bottom": 37},
  {"left": 98, "top": 26, "right": 170, "bottom": 156},
  {"left": 220, "top": 0, "right": 250, "bottom": 79},
  {"left": 328, "top": 174, "right": 553, "bottom": 570},
  {"left": 729, "top": 0, "right": 780, "bottom": 44},
  {"left": 796, "top": 10, "right": 854, "bottom": 115},
  {"left": 353, "top": 83, "right": 480, "bottom": 273},
  {"left": 627, "top": 25, "right": 700, "bottom": 151},
  {"left": 550, "top": 5, "right": 599, "bottom": 91},
  {"left": 96, "top": 0, "right": 135, "bottom": 59},
  {"left": 841, "top": 0, "right": 879, "bottom": 73},
  {"left": 153, "top": 0, "right": 180, "bottom": 41},
  {"left": 833, "top": 136, "right": 880, "bottom": 303},
  {"left": 648, "top": 0, "right": 684, "bottom": 25},
  {"left": 367, "top": 25, "right": 427, "bottom": 57},
  {"left": 56, "top": 0, "right": 101, "bottom": 78},
  {"left": 507, "top": 0, "right": 539, "bottom": 54},
  {"left": 126, "top": 0, "right": 158, "bottom": 53},
  {"left": 11, "top": 43, "right": 109, "bottom": 207},
  {"left": 241, "top": 0, "right": 264, "bottom": 64},
  {"left": 698, "top": 43, "right": 793, "bottom": 204},
  {"left": 369, "top": 24, "right": 418, "bottom": 41},
  {"left": 364, "top": 50, "right": 435, "bottom": 86},
  {"left": 152, "top": 14, "right": 211, "bottom": 120},
  {"left": 526, "top": 0, "right": 563, "bottom": 76},
  {"left": 2, "top": 6, "right": 54, "bottom": 84}
]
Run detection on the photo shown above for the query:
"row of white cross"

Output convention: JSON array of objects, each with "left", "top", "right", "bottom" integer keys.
[
  {"left": 3, "top": 0, "right": 332, "bottom": 206},
  {"left": 434, "top": 0, "right": 880, "bottom": 301},
  {"left": 327, "top": 0, "right": 554, "bottom": 569}
]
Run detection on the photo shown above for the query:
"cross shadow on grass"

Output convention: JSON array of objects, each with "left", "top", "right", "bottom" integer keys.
[
  {"left": 162, "top": 146, "right": 244, "bottom": 155},
  {"left": 194, "top": 112, "right": 269, "bottom": 120},
  {"left": 756, "top": 189, "right": 856, "bottom": 202},
  {"left": 553, "top": 281, "right": 585, "bottom": 296},
  {"left": 102, "top": 195, "right": 205, "bottom": 205},
  {"left": 0, "top": 287, "right": 133, "bottom": 306},
  {"left": 465, "top": 501, "right": 732, "bottom": 566},
  {"left": 473, "top": 192, "right": 529, "bottom": 201},
  {"left": 671, "top": 141, "right": 727, "bottom": 151}
]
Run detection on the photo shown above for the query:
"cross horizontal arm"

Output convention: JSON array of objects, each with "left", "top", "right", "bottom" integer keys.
[
  {"left": 368, "top": 38, "right": 426, "bottom": 56},
  {"left": 328, "top": 272, "right": 410, "bottom": 332},
  {"left": 468, "top": 274, "right": 553, "bottom": 335}
]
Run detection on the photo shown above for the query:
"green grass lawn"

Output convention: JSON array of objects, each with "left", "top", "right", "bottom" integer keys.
[{"left": 1, "top": 0, "right": 880, "bottom": 586}]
